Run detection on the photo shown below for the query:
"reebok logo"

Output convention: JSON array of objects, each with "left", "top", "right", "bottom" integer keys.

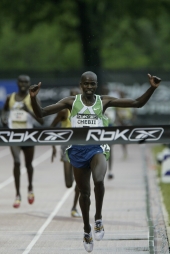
[
  {"left": 38, "top": 130, "right": 73, "bottom": 143},
  {"left": 129, "top": 128, "right": 164, "bottom": 141}
]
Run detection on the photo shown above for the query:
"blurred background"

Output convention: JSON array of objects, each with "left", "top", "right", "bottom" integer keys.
[{"left": 0, "top": 0, "right": 170, "bottom": 126}]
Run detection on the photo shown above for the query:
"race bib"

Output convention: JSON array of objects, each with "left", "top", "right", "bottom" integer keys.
[
  {"left": 76, "top": 114, "right": 98, "bottom": 127},
  {"left": 11, "top": 109, "right": 27, "bottom": 122}
]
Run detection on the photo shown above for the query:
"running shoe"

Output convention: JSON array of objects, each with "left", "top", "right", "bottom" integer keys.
[
  {"left": 83, "top": 225, "right": 93, "bottom": 252},
  {"left": 13, "top": 196, "right": 21, "bottom": 208},
  {"left": 94, "top": 219, "right": 104, "bottom": 241},
  {"left": 28, "top": 191, "right": 34, "bottom": 205},
  {"left": 71, "top": 208, "right": 82, "bottom": 218}
]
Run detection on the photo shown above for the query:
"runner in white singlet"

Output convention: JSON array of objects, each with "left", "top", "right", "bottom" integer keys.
[{"left": 1, "top": 75, "right": 43, "bottom": 208}]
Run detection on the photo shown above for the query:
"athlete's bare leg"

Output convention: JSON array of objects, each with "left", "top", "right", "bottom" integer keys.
[
  {"left": 73, "top": 166, "right": 91, "bottom": 233},
  {"left": 72, "top": 184, "right": 80, "bottom": 210},
  {"left": 122, "top": 144, "right": 128, "bottom": 159},
  {"left": 90, "top": 153, "right": 107, "bottom": 221},
  {"left": 108, "top": 145, "right": 114, "bottom": 179},
  {"left": 22, "top": 146, "right": 34, "bottom": 192},
  {"left": 63, "top": 161, "right": 74, "bottom": 188},
  {"left": 10, "top": 146, "right": 21, "bottom": 197},
  {"left": 63, "top": 161, "right": 80, "bottom": 213}
]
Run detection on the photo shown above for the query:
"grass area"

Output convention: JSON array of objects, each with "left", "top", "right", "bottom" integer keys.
[{"left": 152, "top": 145, "right": 170, "bottom": 224}]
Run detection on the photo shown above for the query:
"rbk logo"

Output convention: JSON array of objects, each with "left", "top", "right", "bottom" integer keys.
[
  {"left": 38, "top": 130, "right": 73, "bottom": 143},
  {"left": 86, "top": 129, "right": 129, "bottom": 141},
  {"left": 86, "top": 127, "right": 164, "bottom": 142},
  {"left": 129, "top": 128, "right": 164, "bottom": 141}
]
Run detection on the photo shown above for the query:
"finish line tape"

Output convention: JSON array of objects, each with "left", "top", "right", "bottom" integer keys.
[{"left": 0, "top": 125, "right": 168, "bottom": 146}]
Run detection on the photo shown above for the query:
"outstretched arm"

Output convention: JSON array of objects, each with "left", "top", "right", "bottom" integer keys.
[
  {"left": 50, "top": 110, "right": 68, "bottom": 127},
  {"left": 29, "top": 82, "right": 73, "bottom": 118},
  {"left": 22, "top": 102, "right": 44, "bottom": 125},
  {"left": 104, "top": 74, "right": 161, "bottom": 109}
]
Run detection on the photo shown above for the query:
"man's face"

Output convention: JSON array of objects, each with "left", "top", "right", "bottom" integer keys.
[
  {"left": 80, "top": 75, "right": 98, "bottom": 96},
  {"left": 18, "top": 76, "right": 30, "bottom": 93}
]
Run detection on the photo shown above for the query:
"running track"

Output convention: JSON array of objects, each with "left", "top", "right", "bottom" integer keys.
[{"left": 0, "top": 144, "right": 169, "bottom": 254}]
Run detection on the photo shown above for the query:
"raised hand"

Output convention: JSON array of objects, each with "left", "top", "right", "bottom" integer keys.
[
  {"left": 148, "top": 74, "right": 161, "bottom": 88},
  {"left": 29, "top": 82, "right": 41, "bottom": 97}
]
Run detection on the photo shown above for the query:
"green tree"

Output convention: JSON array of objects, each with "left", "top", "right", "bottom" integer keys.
[{"left": 0, "top": 0, "right": 170, "bottom": 70}]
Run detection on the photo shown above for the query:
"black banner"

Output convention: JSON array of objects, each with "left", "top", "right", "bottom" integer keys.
[
  {"left": 1, "top": 70, "right": 170, "bottom": 126},
  {"left": 0, "top": 125, "right": 169, "bottom": 146}
]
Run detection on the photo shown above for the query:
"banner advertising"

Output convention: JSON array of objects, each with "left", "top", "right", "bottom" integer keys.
[{"left": 0, "top": 125, "right": 169, "bottom": 146}]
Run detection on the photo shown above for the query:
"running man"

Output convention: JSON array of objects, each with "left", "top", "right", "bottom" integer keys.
[
  {"left": 29, "top": 72, "right": 161, "bottom": 252},
  {"left": 1, "top": 75, "right": 43, "bottom": 208},
  {"left": 51, "top": 88, "right": 81, "bottom": 218}
]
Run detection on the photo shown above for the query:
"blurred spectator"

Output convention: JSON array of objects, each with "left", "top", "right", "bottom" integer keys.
[
  {"left": 115, "top": 91, "right": 136, "bottom": 159},
  {"left": 104, "top": 89, "right": 120, "bottom": 179}
]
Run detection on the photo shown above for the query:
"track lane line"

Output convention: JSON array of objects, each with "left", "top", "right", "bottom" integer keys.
[
  {"left": 22, "top": 183, "right": 75, "bottom": 254},
  {"left": 141, "top": 144, "right": 155, "bottom": 254}
]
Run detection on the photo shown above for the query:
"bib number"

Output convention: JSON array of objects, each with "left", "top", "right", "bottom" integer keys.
[
  {"left": 76, "top": 114, "right": 98, "bottom": 127},
  {"left": 11, "top": 109, "right": 27, "bottom": 122}
]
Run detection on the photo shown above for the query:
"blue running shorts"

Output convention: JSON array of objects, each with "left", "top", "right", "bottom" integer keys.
[{"left": 66, "top": 144, "right": 110, "bottom": 169}]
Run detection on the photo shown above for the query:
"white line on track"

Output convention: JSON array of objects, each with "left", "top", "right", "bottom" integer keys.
[
  {"left": 22, "top": 183, "right": 75, "bottom": 254},
  {"left": 0, "top": 149, "right": 51, "bottom": 190},
  {"left": 0, "top": 148, "right": 10, "bottom": 159}
]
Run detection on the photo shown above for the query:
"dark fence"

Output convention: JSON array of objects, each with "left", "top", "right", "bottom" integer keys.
[{"left": 0, "top": 69, "right": 170, "bottom": 127}]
